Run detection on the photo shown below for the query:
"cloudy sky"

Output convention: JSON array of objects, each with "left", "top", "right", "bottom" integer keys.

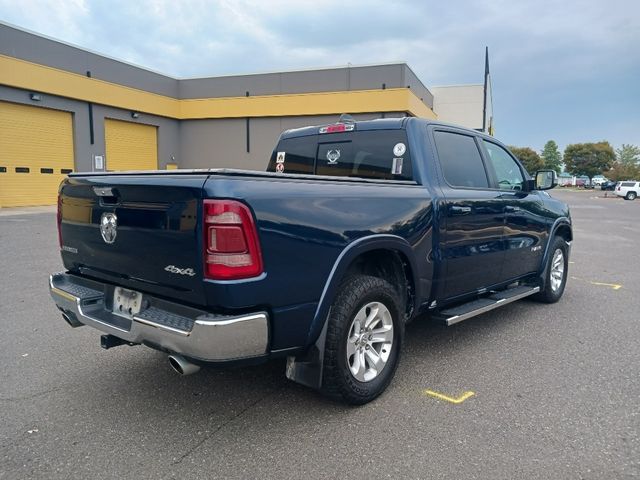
[{"left": 1, "top": 0, "right": 638, "bottom": 152}]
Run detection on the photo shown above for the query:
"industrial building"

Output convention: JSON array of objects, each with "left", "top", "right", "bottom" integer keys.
[{"left": 0, "top": 22, "right": 493, "bottom": 207}]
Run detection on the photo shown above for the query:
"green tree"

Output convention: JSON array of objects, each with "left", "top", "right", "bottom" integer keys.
[
  {"left": 606, "top": 162, "right": 640, "bottom": 181},
  {"left": 563, "top": 142, "right": 615, "bottom": 181},
  {"left": 509, "top": 146, "right": 544, "bottom": 174},
  {"left": 615, "top": 144, "right": 640, "bottom": 166},
  {"left": 540, "top": 140, "right": 562, "bottom": 173}
]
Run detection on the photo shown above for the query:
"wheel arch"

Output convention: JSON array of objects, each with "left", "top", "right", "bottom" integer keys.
[
  {"left": 308, "top": 235, "right": 419, "bottom": 347},
  {"left": 285, "top": 234, "right": 419, "bottom": 391},
  {"left": 537, "top": 217, "right": 572, "bottom": 288}
]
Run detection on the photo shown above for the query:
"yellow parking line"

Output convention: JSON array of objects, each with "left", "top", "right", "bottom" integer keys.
[
  {"left": 571, "top": 276, "right": 623, "bottom": 290},
  {"left": 590, "top": 281, "right": 622, "bottom": 290},
  {"left": 423, "top": 389, "right": 475, "bottom": 404}
]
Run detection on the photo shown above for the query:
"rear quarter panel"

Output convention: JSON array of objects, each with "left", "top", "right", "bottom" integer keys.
[{"left": 203, "top": 175, "right": 433, "bottom": 350}]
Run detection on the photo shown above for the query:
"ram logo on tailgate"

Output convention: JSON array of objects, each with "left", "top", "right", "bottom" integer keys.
[{"left": 100, "top": 213, "right": 118, "bottom": 244}]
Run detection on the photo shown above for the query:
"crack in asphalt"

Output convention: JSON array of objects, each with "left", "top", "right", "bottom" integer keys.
[
  {"left": 171, "top": 387, "right": 280, "bottom": 466},
  {"left": 0, "top": 386, "right": 63, "bottom": 402}
]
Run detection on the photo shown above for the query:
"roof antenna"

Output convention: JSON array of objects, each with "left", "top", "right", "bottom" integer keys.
[{"left": 339, "top": 113, "right": 356, "bottom": 123}]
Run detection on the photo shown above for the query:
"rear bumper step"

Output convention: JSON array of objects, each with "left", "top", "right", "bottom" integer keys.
[
  {"left": 49, "top": 272, "right": 269, "bottom": 362},
  {"left": 435, "top": 285, "right": 540, "bottom": 326}
]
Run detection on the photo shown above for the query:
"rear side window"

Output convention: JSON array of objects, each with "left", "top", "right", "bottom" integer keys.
[
  {"left": 433, "top": 131, "right": 489, "bottom": 188},
  {"left": 621, "top": 182, "right": 636, "bottom": 187},
  {"left": 268, "top": 130, "right": 413, "bottom": 180},
  {"left": 267, "top": 136, "right": 315, "bottom": 174}
]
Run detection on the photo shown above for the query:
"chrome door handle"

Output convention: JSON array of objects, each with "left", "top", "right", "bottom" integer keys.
[
  {"left": 450, "top": 206, "right": 471, "bottom": 215},
  {"left": 505, "top": 205, "right": 521, "bottom": 213}
]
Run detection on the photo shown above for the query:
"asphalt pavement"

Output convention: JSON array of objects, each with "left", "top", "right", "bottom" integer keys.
[{"left": 0, "top": 189, "right": 638, "bottom": 479}]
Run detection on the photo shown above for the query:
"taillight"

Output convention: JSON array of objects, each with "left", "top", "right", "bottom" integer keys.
[
  {"left": 203, "top": 200, "right": 263, "bottom": 280},
  {"left": 57, "top": 193, "right": 63, "bottom": 249}
]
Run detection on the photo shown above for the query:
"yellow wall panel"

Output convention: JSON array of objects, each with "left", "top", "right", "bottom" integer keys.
[
  {"left": 104, "top": 119, "right": 157, "bottom": 171},
  {"left": 0, "top": 101, "right": 74, "bottom": 207}
]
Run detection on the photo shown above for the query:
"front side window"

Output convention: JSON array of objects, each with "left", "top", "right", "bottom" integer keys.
[
  {"left": 482, "top": 141, "right": 525, "bottom": 191},
  {"left": 433, "top": 131, "right": 489, "bottom": 188}
]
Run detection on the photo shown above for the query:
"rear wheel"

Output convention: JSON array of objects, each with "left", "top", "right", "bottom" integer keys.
[
  {"left": 321, "top": 275, "right": 404, "bottom": 405},
  {"left": 626, "top": 192, "right": 637, "bottom": 200},
  {"left": 532, "top": 236, "right": 569, "bottom": 303}
]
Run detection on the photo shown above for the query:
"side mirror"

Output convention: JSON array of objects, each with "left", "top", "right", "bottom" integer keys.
[{"left": 534, "top": 170, "right": 557, "bottom": 190}]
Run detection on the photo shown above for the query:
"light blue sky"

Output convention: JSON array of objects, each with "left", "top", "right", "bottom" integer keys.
[{"left": 1, "top": 0, "right": 638, "bottom": 153}]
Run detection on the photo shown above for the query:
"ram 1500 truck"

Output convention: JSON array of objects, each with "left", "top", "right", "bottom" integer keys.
[{"left": 49, "top": 117, "right": 572, "bottom": 404}]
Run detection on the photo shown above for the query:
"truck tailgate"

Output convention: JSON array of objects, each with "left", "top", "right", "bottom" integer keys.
[{"left": 59, "top": 174, "right": 209, "bottom": 305}]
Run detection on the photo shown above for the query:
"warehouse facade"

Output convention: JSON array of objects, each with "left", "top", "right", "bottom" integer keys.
[{"left": 0, "top": 22, "right": 492, "bottom": 207}]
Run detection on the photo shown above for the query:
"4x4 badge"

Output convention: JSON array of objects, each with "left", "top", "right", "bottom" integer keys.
[
  {"left": 100, "top": 212, "right": 118, "bottom": 244},
  {"left": 164, "top": 265, "right": 196, "bottom": 276}
]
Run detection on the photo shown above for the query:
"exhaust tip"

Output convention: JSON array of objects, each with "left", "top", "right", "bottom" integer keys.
[
  {"left": 168, "top": 354, "right": 200, "bottom": 376},
  {"left": 61, "top": 311, "right": 83, "bottom": 328}
]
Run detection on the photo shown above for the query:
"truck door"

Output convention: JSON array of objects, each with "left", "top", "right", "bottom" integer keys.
[
  {"left": 480, "top": 140, "right": 548, "bottom": 279},
  {"left": 432, "top": 129, "right": 506, "bottom": 300}
]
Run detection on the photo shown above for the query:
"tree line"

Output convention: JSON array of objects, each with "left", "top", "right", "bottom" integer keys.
[{"left": 509, "top": 141, "right": 640, "bottom": 181}]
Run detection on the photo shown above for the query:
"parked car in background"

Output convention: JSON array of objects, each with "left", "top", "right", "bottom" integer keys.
[
  {"left": 575, "top": 176, "right": 591, "bottom": 188},
  {"left": 615, "top": 181, "right": 640, "bottom": 200},
  {"left": 558, "top": 173, "right": 574, "bottom": 187},
  {"left": 592, "top": 176, "right": 608, "bottom": 187},
  {"left": 601, "top": 180, "right": 617, "bottom": 191}
]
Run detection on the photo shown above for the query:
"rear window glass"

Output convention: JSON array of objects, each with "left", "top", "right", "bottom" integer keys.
[
  {"left": 433, "top": 131, "right": 489, "bottom": 189},
  {"left": 267, "top": 129, "right": 413, "bottom": 180}
]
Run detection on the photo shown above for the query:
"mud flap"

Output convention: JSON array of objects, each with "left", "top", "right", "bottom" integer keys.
[{"left": 285, "top": 316, "right": 329, "bottom": 390}]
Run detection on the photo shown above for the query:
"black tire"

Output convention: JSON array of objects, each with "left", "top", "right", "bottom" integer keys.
[
  {"left": 532, "top": 236, "right": 569, "bottom": 303},
  {"left": 321, "top": 274, "right": 404, "bottom": 405},
  {"left": 626, "top": 192, "right": 637, "bottom": 200}
]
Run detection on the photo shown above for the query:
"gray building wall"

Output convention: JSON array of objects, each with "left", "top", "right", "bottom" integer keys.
[
  {"left": 179, "top": 64, "right": 434, "bottom": 109},
  {"left": 403, "top": 65, "right": 434, "bottom": 107},
  {"left": 179, "top": 65, "right": 404, "bottom": 98},
  {"left": 0, "top": 23, "right": 179, "bottom": 97},
  {"left": 179, "top": 112, "right": 406, "bottom": 170}
]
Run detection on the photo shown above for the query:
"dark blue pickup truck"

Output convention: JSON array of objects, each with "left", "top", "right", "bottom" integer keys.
[{"left": 50, "top": 117, "right": 572, "bottom": 404}]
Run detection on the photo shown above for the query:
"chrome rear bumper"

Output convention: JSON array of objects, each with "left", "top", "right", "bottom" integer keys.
[{"left": 49, "top": 272, "right": 269, "bottom": 362}]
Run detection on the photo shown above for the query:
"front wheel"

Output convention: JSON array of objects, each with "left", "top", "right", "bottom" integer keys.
[
  {"left": 321, "top": 275, "right": 404, "bottom": 405},
  {"left": 532, "top": 236, "right": 569, "bottom": 303}
]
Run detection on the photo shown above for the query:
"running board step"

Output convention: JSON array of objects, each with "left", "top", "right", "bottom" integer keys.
[{"left": 435, "top": 285, "right": 540, "bottom": 326}]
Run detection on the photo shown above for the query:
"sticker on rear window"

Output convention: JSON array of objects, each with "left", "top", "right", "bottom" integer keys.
[
  {"left": 393, "top": 143, "right": 406, "bottom": 157},
  {"left": 392, "top": 157, "right": 403, "bottom": 175},
  {"left": 326, "top": 149, "right": 341, "bottom": 164},
  {"left": 276, "top": 152, "right": 286, "bottom": 163}
]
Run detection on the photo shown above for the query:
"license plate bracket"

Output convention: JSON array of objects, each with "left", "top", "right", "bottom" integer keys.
[{"left": 113, "top": 287, "right": 143, "bottom": 319}]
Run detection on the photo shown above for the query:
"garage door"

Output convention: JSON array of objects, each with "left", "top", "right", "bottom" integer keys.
[
  {"left": 104, "top": 119, "right": 157, "bottom": 171},
  {"left": 0, "top": 101, "right": 74, "bottom": 207}
]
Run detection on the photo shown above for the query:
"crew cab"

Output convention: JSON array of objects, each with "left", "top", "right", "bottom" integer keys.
[{"left": 49, "top": 117, "right": 572, "bottom": 404}]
